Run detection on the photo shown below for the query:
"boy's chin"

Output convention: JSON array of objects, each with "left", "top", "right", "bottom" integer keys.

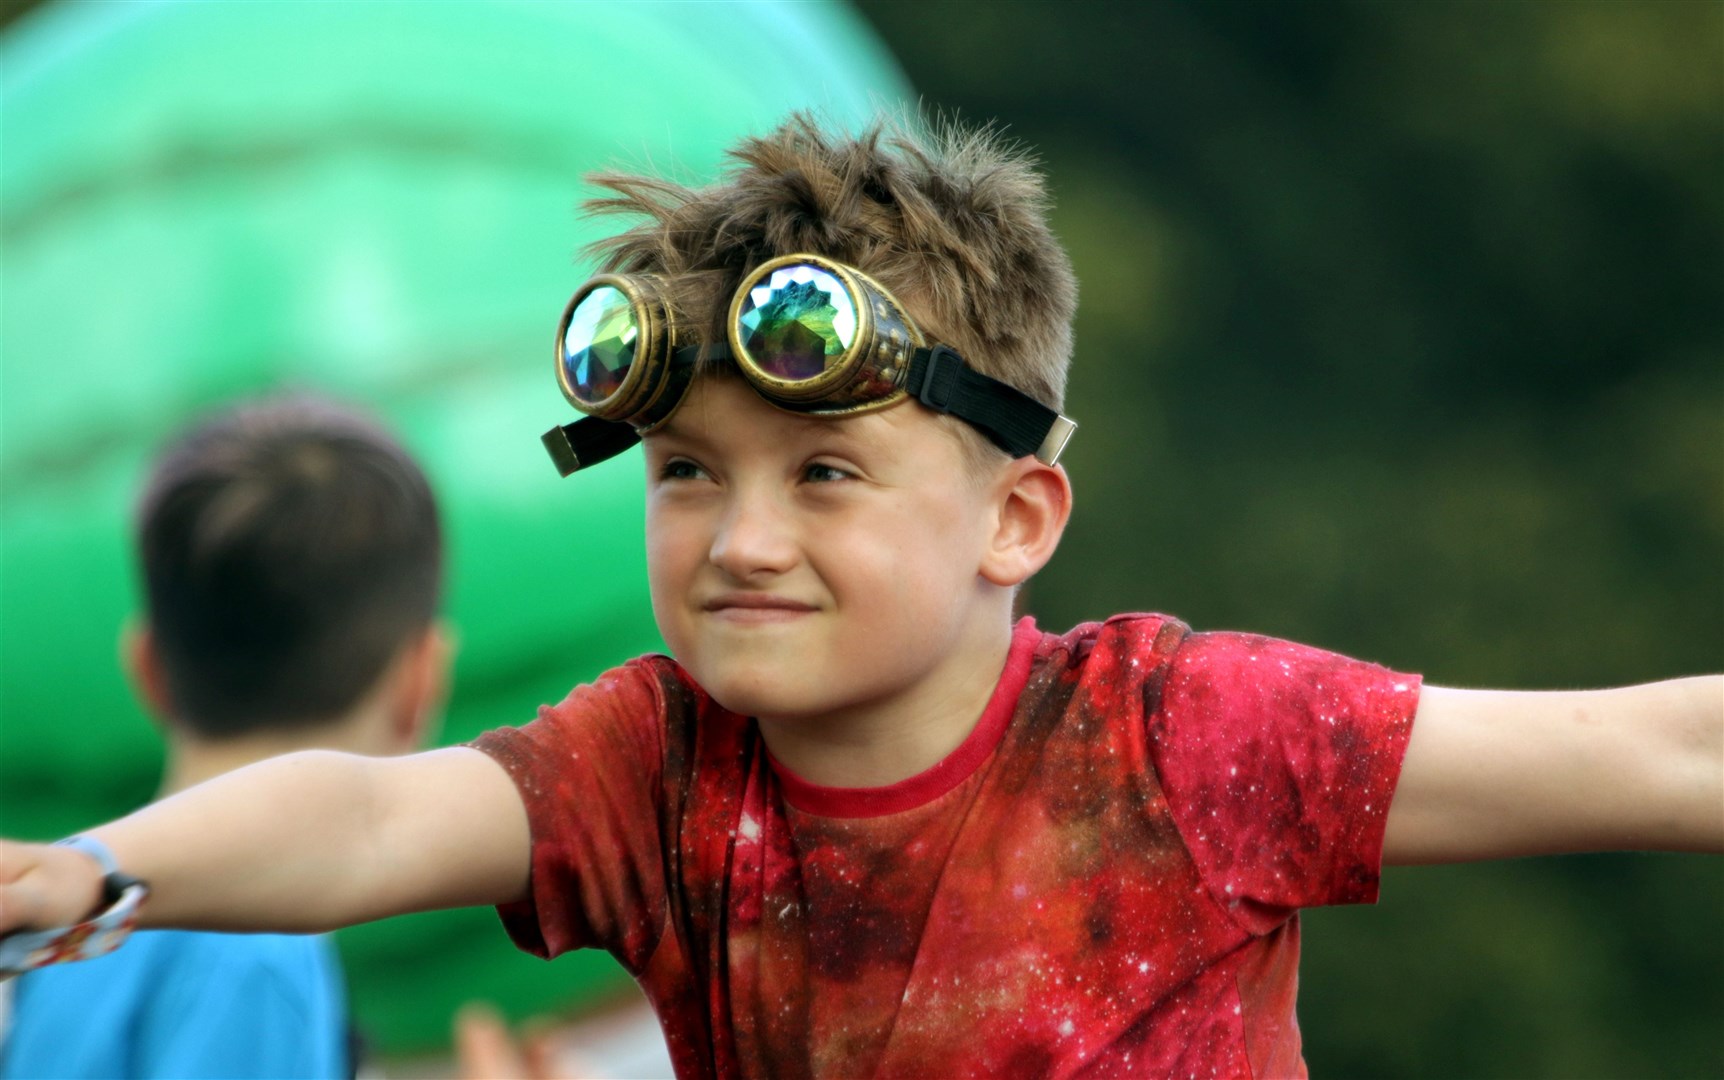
[
  {"left": 698, "top": 665, "right": 832, "bottom": 723},
  {"left": 707, "top": 685, "right": 810, "bottom": 724}
]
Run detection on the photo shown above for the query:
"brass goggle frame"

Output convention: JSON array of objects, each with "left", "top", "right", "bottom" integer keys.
[
  {"left": 551, "top": 272, "right": 693, "bottom": 434},
  {"left": 543, "top": 253, "right": 1077, "bottom": 476},
  {"left": 724, "top": 254, "right": 919, "bottom": 416}
]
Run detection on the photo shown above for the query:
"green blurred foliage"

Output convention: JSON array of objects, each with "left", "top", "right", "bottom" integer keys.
[{"left": 855, "top": 1, "right": 1721, "bottom": 1076}]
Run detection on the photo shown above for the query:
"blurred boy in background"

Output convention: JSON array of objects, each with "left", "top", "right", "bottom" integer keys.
[{"left": 0, "top": 395, "right": 449, "bottom": 1079}]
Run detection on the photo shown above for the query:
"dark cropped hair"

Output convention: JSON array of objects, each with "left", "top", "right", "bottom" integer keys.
[{"left": 136, "top": 396, "right": 441, "bottom": 738}]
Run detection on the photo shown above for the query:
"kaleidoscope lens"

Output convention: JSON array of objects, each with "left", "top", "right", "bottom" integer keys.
[
  {"left": 561, "top": 285, "right": 639, "bottom": 406},
  {"left": 735, "top": 264, "right": 858, "bottom": 382},
  {"left": 553, "top": 272, "right": 683, "bottom": 426}
]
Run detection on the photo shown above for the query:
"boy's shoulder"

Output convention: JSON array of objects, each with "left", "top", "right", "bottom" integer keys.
[
  {"left": 1060, "top": 612, "right": 1417, "bottom": 698},
  {"left": 1029, "top": 612, "right": 1189, "bottom": 677}
]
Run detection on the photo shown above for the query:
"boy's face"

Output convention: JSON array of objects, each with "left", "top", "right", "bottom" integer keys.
[{"left": 643, "top": 375, "right": 1005, "bottom": 725}]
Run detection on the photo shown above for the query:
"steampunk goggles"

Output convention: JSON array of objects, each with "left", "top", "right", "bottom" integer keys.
[{"left": 541, "top": 253, "right": 1077, "bottom": 475}]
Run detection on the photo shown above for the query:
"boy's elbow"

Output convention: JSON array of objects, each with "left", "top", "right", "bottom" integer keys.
[
  {"left": 1593, "top": 675, "right": 1724, "bottom": 854},
  {"left": 1643, "top": 675, "right": 1724, "bottom": 852}
]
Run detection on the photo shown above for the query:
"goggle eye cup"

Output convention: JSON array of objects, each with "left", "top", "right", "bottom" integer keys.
[
  {"left": 559, "top": 284, "right": 640, "bottom": 408},
  {"left": 735, "top": 263, "right": 859, "bottom": 383}
]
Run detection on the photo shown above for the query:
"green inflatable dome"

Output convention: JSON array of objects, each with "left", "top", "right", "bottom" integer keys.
[{"left": 0, "top": 0, "right": 909, "bottom": 1055}]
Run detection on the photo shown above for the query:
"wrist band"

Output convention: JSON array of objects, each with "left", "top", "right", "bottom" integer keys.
[
  {"left": 53, "top": 836, "right": 145, "bottom": 909},
  {"left": 54, "top": 835, "right": 120, "bottom": 874},
  {"left": 0, "top": 836, "right": 150, "bottom": 977}
]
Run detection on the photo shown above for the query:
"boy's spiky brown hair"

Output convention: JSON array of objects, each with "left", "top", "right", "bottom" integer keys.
[{"left": 582, "top": 112, "right": 1077, "bottom": 422}]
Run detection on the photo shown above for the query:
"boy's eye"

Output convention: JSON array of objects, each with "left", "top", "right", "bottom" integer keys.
[
  {"left": 657, "top": 459, "right": 708, "bottom": 482},
  {"left": 803, "top": 462, "right": 852, "bottom": 484}
]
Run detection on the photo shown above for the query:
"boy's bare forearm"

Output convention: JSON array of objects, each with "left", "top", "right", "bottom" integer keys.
[
  {"left": 1386, "top": 675, "right": 1724, "bottom": 864},
  {"left": 89, "top": 750, "right": 394, "bottom": 931},
  {"left": 13, "top": 746, "right": 529, "bottom": 935}
]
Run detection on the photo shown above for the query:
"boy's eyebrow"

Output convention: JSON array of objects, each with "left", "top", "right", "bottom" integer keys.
[{"left": 652, "top": 410, "right": 876, "bottom": 450}]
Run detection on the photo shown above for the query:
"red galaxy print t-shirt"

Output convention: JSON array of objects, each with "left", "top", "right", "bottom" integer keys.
[{"left": 472, "top": 615, "right": 1420, "bottom": 1079}]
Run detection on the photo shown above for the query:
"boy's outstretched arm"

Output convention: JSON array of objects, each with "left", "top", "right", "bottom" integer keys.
[
  {"left": 1383, "top": 677, "right": 1724, "bottom": 864},
  {"left": 0, "top": 747, "right": 529, "bottom": 936}
]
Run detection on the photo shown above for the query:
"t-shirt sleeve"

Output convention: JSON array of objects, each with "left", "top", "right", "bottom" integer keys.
[
  {"left": 1146, "top": 630, "right": 1420, "bottom": 934},
  {"left": 469, "top": 661, "right": 671, "bottom": 972}
]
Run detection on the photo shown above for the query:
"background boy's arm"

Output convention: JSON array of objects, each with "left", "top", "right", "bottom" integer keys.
[
  {"left": 0, "top": 746, "right": 529, "bottom": 935},
  {"left": 1383, "top": 676, "right": 1723, "bottom": 864}
]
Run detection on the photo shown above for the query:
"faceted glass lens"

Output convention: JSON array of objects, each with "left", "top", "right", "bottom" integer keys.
[
  {"left": 736, "top": 265, "right": 857, "bottom": 381},
  {"left": 562, "top": 286, "right": 639, "bottom": 404}
]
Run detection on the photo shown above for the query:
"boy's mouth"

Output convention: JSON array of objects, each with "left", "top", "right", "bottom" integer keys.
[{"left": 702, "top": 593, "right": 818, "bottom": 621}]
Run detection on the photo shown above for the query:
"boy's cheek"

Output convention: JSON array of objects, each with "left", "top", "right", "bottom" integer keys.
[
  {"left": 644, "top": 532, "right": 690, "bottom": 603},
  {"left": 648, "top": 597, "right": 686, "bottom": 657},
  {"left": 644, "top": 570, "right": 690, "bottom": 660}
]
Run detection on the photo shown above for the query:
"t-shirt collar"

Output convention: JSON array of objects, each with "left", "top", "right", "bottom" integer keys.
[{"left": 771, "top": 617, "right": 1042, "bottom": 818}]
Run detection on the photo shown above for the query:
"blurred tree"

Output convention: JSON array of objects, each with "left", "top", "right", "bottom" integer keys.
[{"left": 855, "top": 1, "right": 1721, "bottom": 1077}]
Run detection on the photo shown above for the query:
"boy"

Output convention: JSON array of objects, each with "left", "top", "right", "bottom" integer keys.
[
  {"left": 0, "top": 116, "right": 1718, "bottom": 1078},
  {"left": 0, "top": 397, "right": 448, "bottom": 1078}
]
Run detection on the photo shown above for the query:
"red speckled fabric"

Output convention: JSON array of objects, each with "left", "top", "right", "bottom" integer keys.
[{"left": 472, "top": 615, "right": 1419, "bottom": 1079}]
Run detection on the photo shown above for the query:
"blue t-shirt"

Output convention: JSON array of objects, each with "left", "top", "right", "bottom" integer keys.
[{"left": 0, "top": 930, "right": 348, "bottom": 1079}]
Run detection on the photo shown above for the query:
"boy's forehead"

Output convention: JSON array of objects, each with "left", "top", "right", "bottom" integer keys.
[{"left": 649, "top": 375, "right": 947, "bottom": 454}]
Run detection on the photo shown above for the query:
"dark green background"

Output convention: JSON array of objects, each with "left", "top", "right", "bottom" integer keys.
[{"left": 851, "top": 2, "right": 1723, "bottom": 1077}]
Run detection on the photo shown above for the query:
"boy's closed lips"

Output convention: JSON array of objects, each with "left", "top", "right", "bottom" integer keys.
[{"left": 702, "top": 592, "right": 819, "bottom": 624}]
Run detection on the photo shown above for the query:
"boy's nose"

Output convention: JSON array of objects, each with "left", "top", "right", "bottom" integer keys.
[{"left": 708, "top": 485, "right": 799, "bottom": 580}]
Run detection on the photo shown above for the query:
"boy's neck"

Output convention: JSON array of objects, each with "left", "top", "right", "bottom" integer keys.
[
  {"left": 755, "top": 610, "right": 1017, "bottom": 791},
  {"left": 157, "top": 703, "right": 397, "bottom": 797}
]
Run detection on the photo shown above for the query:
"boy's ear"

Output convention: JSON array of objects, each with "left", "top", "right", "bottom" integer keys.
[
  {"left": 119, "top": 619, "right": 174, "bottom": 727},
  {"left": 979, "top": 458, "right": 1073, "bottom": 588},
  {"left": 387, "top": 621, "right": 455, "bottom": 752}
]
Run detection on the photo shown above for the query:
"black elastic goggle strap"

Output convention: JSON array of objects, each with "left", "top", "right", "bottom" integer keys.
[
  {"left": 907, "top": 345, "right": 1074, "bottom": 464},
  {"left": 542, "top": 416, "right": 641, "bottom": 477},
  {"left": 672, "top": 342, "right": 715, "bottom": 367}
]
